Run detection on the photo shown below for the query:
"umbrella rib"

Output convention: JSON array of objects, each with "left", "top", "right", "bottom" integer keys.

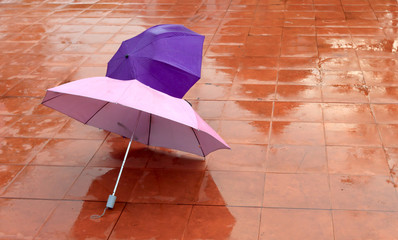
[
  {"left": 84, "top": 102, "right": 110, "bottom": 125},
  {"left": 147, "top": 114, "right": 152, "bottom": 145},
  {"left": 192, "top": 128, "right": 205, "bottom": 157},
  {"left": 134, "top": 60, "right": 171, "bottom": 92},
  {"left": 41, "top": 92, "right": 62, "bottom": 104},
  {"left": 129, "top": 33, "right": 199, "bottom": 56}
]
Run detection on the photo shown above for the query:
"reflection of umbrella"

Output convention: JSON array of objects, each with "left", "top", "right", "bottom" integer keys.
[
  {"left": 106, "top": 24, "right": 205, "bottom": 98},
  {"left": 42, "top": 76, "right": 229, "bottom": 210}
]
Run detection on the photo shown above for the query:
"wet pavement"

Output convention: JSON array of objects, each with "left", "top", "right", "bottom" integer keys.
[{"left": 1, "top": 0, "right": 398, "bottom": 239}]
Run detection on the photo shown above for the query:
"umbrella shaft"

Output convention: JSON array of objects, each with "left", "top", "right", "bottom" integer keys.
[
  {"left": 112, "top": 111, "right": 142, "bottom": 196},
  {"left": 112, "top": 137, "right": 133, "bottom": 195}
]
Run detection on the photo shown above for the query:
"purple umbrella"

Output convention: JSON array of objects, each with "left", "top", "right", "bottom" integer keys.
[
  {"left": 106, "top": 24, "right": 205, "bottom": 98},
  {"left": 42, "top": 76, "right": 229, "bottom": 212}
]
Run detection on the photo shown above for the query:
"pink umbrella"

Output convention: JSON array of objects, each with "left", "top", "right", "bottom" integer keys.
[{"left": 42, "top": 76, "right": 230, "bottom": 210}]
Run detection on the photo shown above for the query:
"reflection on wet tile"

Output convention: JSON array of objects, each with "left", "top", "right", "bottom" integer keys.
[
  {"left": 322, "top": 85, "right": 369, "bottom": 103},
  {"left": 223, "top": 101, "right": 273, "bottom": 120},
  {"left": 206, "top": 45, "right": 244, "bottom": 57},
  {"left": 0, "top": 97, "right": 40, "bottom": 115},
  {"left": 202, "top": 56, "right": 240, "bottom": 69},
  {"left": 372, "top": 104, "right": 398, "bottom": 124},
  {"left": 109, "top": 203, "right": 191, "bottom": 240},
  {"left": 200, "top": 68, "right": 236, "bottom": 84},
  {"left": 327, "top": 146, "right": 389, "bottom": 175},
  {"left": 235, "top": 69, "right": 277, "bottom": 84},
  {"left": 279, "top": 57, "right": 318, "bottom": 69},
  {"left": 88, "top": 138, "right": 149, "bottom": 169},
  {"left": 266, "top": 146, "right": 327, "bottom": 173},
  {"left": 67, "top": 66, "right": 106, "bottom": 80},
  {"left": 278, "top": 69, "right": 320, "bottom": 85},
  {"left": 239, "top": 56, "right": 277, "bottom": 69},
  {"left": 264, "top": 173, "right": 331, "bottom": 209},
  {"left": 271, "top": 122, "right": 325, "bottom": 145},
  {"left": 65, "top": 167, "right": 141, "bottom": 202},
  {"left": 219, "top": 120, "right": 270, "bottom": 144},
  {"left": 0, "top": 199, "right": 57, "bottom": 239},
  {"left": 0, "top": 165, "right": 23, "bottom": 194},
  {"left": 260, "top": 208, "right": 334, "bottom": 240},
  {"left": 31, "top": 139, "right": 102, "bottom": 166},
  {"left": 363, "top": 71, "right": 398, "bottom": 86},
  {"left": 0, "top": 138, "right": 47, "bottom": 164},
  {"left": 146, "top": 147, "right": 205, "bottom": 170},
  {"left": 190, "top": 100, "right": 225, "bottom": 119},
  {"left": 273, "top": 102, "right": 322, "bottom": 122},
  {"left": 325, "top": 123, "right": 381, "bottom": 146},
  {"left": 27, "top": 66, "right": 74, "bottom": 81},
  {"left": 385, "top": 147, "right": 398, "bottom": 185},
  {"left": 378, "top": 124, "right": 398, "bottom": 148},
  {"left": 321, "top": 71, "right": 364, "bottom": 85},
  {"left": 369, "top": 86, "right": 398, "bottom": 103},
  {"left": 333, "top": 210, "right": 398, "bottom": 240},
  {"left": 2, "top": 115, "right": 68, "bottom": 138},
  {"left": 185, "top": 83, "right": 231, "bottom": 100},
  {"left": 37, "top": 201, "right": 124, "bottom": 240},
  {"left": 330, "top": 175, "right": 398, "bottom": 211},
  {"left": 3, "top": 165, "right": 82, "bottom": 199},
  {"left": 0, "top": 115, "right": 20, "bottom": 135},
  {"left": 0, "top": 81, "right": 20, "bottom": 96},
  {"left": 323, "top": 103, "right": 374, "bottom": 123},
  {"left": 276, "top": 85, "right": 322, "bottom": 102},
  {"left": 54, "top": 119, "right": 108, "bottom": 140},
  {"left": 130, "top": 169, "right": 203, "bottom": 204},
  {"left": 197, "top": 171, "right": 264, "bottom": 206},
  {"left": 318, "top": 57, "right": 360, "bottom": 70},
  {"left": 359, "top": 58, "right": 398, "bottom": 71},
  {"left": 230, "top": 84, "right": 276, "bottom": 100},
  {"left": 207, "top": 143, "right": 266, "bottom": 171},
  {"left": 185, "top": 206, "right": 261, "bottom": 240}
]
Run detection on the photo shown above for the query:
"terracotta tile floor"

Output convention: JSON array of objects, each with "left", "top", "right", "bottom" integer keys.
[{"left": 1, "top": 0, "right": 398, "bottom": 239}]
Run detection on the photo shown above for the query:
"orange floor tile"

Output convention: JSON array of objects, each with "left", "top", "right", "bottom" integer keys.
[{"left": 1, "top": 0, "right": 398, "bottom": 239}]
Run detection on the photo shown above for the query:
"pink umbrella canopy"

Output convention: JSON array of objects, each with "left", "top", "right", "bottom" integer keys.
[
  {"left": 42, "top": 76, "right": 229, "bottom": 157},
  {"left": 42, "top": 77, "right": 230, "bottom": 212}
]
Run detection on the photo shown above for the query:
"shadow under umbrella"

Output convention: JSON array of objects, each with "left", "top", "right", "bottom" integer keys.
[{"left": 59, "top": 147, "right": 238, "bottom": 240}]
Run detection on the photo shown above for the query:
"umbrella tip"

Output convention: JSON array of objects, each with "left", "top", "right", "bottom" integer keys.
[{"left": 125, "top": 54, "right": 129, "bottom": 59}]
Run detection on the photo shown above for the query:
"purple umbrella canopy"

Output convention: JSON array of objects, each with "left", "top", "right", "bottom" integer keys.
[{"left": 106, "top": 24, "right": 205, "bottom": 98}]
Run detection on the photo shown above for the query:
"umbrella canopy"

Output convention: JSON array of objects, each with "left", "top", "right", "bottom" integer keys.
[
  {"left": 105, "top": 24, "right": 205, "bottom": 98},
  {"left": 42, "top": 76, "right": 229, "bottom": 157}
]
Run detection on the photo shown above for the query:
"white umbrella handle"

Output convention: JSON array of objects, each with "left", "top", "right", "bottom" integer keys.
[{"left": 106, "top": 111, "right": 142, "bottom": 209}]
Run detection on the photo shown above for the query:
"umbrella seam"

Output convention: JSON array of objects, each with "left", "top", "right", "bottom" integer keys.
[
  {"left": 147, "top": 114, "right": 152, "bottom": 145},
  {"left": 192, "top": 128, "right": 205, "bottom": 157},
  {"left": 107, "top": 43, "right": 136, "bottom": 80},
  {"left": 41, "top": 92, "right": 62, "bottom": 104},
  {"left": 134, "top": 60, "right": 174, "bottom": 96},
  {"left": 84, "top": 102, "right": 109, "bottom": 124}
]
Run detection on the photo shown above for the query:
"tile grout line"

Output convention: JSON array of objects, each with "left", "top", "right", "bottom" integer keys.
[
  {"left": 315, "top": 0, "right": 336, "bottom": 239},
  {"left": 360, "top": 2, "right": 398, "bottom": 196},
  {"left": 32, "top": 199, "right": 62, "bottom": 240},
  {"left": 60, "top": 131, "right": 110, "bottom": 200},
  {"left": 0, "top": 114, "right": 70, "bottom": 195},
  {"left": 107, "top": 202, "right": 128, "bottom": 240},
  {"left": 257, "top": 0, "right": 286, "bottom": 238}
]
